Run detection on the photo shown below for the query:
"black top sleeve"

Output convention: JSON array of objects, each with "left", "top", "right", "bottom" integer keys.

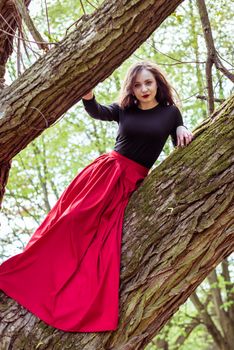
[
  {"left": 170, "top": 105, "right": 187, "bottom": 147},
  {"left": 82, "top": 94, "right": 120, "bottom": 122}
]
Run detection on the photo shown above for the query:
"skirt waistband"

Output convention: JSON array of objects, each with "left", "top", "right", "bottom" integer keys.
[{"left": 109, "top": 150, "right": 149, "bottom": 177}]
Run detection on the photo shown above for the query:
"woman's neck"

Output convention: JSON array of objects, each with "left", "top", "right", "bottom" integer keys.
[{"left": 137, "top": 101, "right": 159, "bottom": 110}]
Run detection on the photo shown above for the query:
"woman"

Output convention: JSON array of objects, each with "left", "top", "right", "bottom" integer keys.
[{"left": 0, "top": 60, "right": 193, "bottom": 333}]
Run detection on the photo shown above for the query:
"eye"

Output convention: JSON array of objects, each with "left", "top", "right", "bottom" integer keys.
[{"left": 134, "top": 83, "right": 140, "bottom": 88}]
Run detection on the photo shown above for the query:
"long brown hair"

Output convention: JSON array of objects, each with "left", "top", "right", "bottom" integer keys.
[{"left": 117, "top": 60, "right": 182, "bottom": 109}]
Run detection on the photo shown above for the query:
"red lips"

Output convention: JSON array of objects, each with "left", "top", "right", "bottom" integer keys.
[{"left": 142, "top": 95, "right": 149, "bottom": 98}]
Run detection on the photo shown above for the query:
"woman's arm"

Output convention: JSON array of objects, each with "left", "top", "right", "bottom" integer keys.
[
  {"left": 82, "top": 91, "right": 119, "bottom": 122},
  {"left": 170, "top": 106, "right": 193, "bottom": 147}
]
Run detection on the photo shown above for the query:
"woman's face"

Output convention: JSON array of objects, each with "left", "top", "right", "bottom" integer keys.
[{"left": 132, "top": 69, "right": 158, "bottom": 105}]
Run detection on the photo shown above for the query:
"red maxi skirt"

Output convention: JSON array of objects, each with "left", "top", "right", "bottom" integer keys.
[{"left": 0, "top": 150, "right": 149, "bottom": 332}]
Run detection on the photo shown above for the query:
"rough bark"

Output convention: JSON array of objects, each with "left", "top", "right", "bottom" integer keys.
[{"left": 0, "top": 93, "right": 233, "bottom": 349}]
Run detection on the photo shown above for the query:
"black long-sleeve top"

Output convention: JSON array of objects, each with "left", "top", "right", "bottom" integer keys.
[{"left": 82, "top": 95, "right": 186, "bottom": 169}]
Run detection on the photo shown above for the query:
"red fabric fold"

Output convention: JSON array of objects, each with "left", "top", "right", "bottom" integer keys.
[{"left": 0, "top": 150, "right": 149, "bottom": 332}]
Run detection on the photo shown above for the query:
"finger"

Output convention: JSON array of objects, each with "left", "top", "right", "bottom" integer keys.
[
  {"left": 184, "top": 135, "right": 191, "bottom": 145},
  {"left": 184, "top": 135, "right": 188, "bottom": 145},
  {"left": 185, "top": 133, "right": 193, "bottom": 144},
  {"left": 177, "top": 135, "right": 181, "bottom": 147},
  {"left": 189, "top": 134, "right": 194, "bottom": 142},
  {"left": 178, "top": 136, "right": 184, "bottom": 147},
  {"left": 180, "top": 135, "right": 185, "bottom": 146}
]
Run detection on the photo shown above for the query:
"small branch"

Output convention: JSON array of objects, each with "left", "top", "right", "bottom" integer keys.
[
  {"left": 13, "top": 0, "right": 49, "bottom": 51},
  {"left": 216, "top": 51, "right": 234, "bottom": 69},
  {"left": 196, "top": 0, "right": 234, "bottom": 116},
  {"left": 190, "top": 292, "right": 227, "bottom": 349},
  {"left": 196, "top": 0, "right": 215, "bottom": 115},
  {"left": 85, "top": 0, "right": 98, "bottom": 10},
  {"left": 196, "top": 95, "right": 225, "bottom": 103},
  {"left": 16, "top": 28, "right": 21, "bottom": 76},
  {"left": 79, "top": 0, "right": 86, "bottom": 14},
  {"left": 175, "top": 319, "right": 200, "bottom": 348},
  {"left": 213, "top": 49, "right": 234, "bottom": 82},
  {"left": 64, "top": 14, "right": 91, "bottom": 36},
  {"left": 146, "top": 41, "right": 206, "bottom": 66},
  {"left": 44, "top": 0, "right": 51, "bottom": 40},
  {"left": 0, "top": 26, "right": 57, "bottom": 45}
]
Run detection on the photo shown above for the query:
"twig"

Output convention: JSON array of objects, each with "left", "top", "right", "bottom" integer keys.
[
  {"left": 196, "top": 95, "right": 225, "bottom": 103},
  {"left": 30, "top": 106, "right": 49, "bottom": 129},
  {"left": 0, "top": 27, "right": 58, "bottom": 45},
  {"left": 44, "top": 0, "right": 51, "bottom": 40},
  {"left": 85, "top": 0, "right": 98, "bottom": 10},
  {"left": 79, "top": 0, "right": 86, "bottom": 14},
  {"left": 146, "top": 41, "right": 206, "bottom": 66}
]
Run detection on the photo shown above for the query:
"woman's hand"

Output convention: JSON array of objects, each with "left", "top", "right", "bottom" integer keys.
[
  {"left": 82, "top": 90, "right": 94, "bottom": 100},
  {"left": 176, "top": 126, "right": 193, "bottom": 147}
]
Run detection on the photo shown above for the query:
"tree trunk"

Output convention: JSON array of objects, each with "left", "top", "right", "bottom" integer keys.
[{"left": 0, "top": 92, "right": 233, "bottom": 349}]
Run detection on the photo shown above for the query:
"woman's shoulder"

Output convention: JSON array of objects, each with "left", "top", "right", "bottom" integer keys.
[
  {"left": 112, "top": 102, "right": 133, "bottom": 114},
  {"left": 165, "top": 104, "right": 183, "bottom": 118}
]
